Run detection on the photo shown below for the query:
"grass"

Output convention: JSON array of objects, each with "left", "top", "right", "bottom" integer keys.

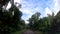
[
  {"left": 11, "top": 29, "right": 26, "bottom": 34},
  {"left": 34, "top": 30, "right": 43, "bottom": 34}
]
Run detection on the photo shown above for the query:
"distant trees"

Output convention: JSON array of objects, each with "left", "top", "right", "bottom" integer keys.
[
  {"left": 49, "top": 11, "right": 60, "bottom": 34},
  {"left": 28, "top": 12, "right": 40, "bottom": 30},
  {"left": 28, "top": 11, "right": 60, "bottom": 34},
  {"left": 28, "top": 12, "right": 51, "bottom": 31}
]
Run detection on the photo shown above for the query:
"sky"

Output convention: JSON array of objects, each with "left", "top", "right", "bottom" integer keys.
[{"left": 7, "top": 0, "right": 60, "bottom": 24}]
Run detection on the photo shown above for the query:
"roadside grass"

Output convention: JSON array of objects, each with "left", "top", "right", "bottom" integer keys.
[
  {"left": 11, "top": 29, "right": 26, "bottom": 34},
  {"left": 34, "top": 31, "right": 43, "bottom": 34}
]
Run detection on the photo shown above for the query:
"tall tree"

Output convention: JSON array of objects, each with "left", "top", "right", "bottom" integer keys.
[
  {"left": 28, "top": 12, "right": 40, "bottom": 30},
  {"left": 49, "top": 11, "right": 60, "bottom": 34},
  {"left": 0, "top": 0, "right": 23, "bottom": 34}
]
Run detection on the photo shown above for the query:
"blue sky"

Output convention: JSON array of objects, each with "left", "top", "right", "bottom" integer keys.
[
  {"left": 7, "top": 0, "right": 60, "bottom": 24},
  {"left": 21, "top": 0, "right": 53, "bottom": 20}
]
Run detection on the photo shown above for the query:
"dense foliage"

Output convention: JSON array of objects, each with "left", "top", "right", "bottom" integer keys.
[
  {"left": 28, "top": 11, "right": 60, "bottom": 34},
  {"left": 0, "top": 0, "right": 60, "bottom": 34},
  {"left": 0, "top": 0, "right": 25, "bottom": 34}
]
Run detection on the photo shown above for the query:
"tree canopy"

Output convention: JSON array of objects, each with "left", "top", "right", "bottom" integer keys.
[{"left": 0, "top": 0, "right": 25, "bottom": 34}]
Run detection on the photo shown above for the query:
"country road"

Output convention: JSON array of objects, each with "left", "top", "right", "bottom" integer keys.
[{"left": 22, "top": 29, "right": 36, "bottom": 34}]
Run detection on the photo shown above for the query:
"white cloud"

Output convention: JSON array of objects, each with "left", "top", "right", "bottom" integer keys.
[
  {"left": 6, "top": 2, "right": 11, "bottom": 10},
  {"left": 25, "top": 20, "right": 29, "bottom": 24},
  {"left": 20, "top": 9, "right": 33, "bottom": 15},
  {"left": 14, "top": 0, "right": 22, "bottom": 3},
  {"left": 53, "top": 0, "right": 60, "bottom": 15},
  {"left": 34, "top": 7, "right": 41, "bottom": 12},
  {"left": 45, "top": 7, "right": 52, "bottom": 17},
  {"left": 21, "top": 8, "right": 34, "bottom": 24},
  {"left": 6, "top": 0, "right": 21, "bottom": 10}
]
